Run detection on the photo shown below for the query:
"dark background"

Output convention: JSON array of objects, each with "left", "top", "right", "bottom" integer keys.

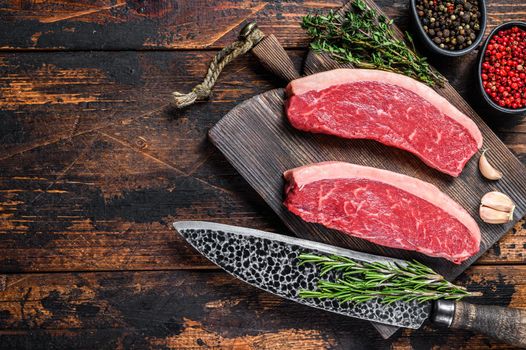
[{"left": 0, "top": 1, "right": 525, "bottom": 349}]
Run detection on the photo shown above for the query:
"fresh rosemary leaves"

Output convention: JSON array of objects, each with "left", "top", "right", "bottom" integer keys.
[
  {"left": 302, "top": 0, "right": 445, "bottom": 87},
  {"left": 298, "top": 254, "right": 481, "bottom": 304}
]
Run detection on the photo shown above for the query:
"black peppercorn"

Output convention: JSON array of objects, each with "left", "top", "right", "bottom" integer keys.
[{"left": 416, "top": 0, "right": 481, "bottom": 51}]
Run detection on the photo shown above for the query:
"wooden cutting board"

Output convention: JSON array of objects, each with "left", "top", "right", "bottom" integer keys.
[
  {"left": 208, "top": 0, "right": 526, "bottom": 338},
  {"left": 209, "top": 80, "right": 526, "bottom": 276}
]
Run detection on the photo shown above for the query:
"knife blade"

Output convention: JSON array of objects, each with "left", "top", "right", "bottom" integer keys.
[
  {"left": 173, "top": 221, "right": 526, "bottom": 347},
  {"left": 173, "top": 220, "right": 430, "bottom": 329}
]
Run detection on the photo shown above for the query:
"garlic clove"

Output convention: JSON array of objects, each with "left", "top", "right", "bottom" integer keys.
[
  {"left": 479, "top": 191, "right": 515, "bottom": 224},
  {"left": 480, "top": 191, "right": 515, "bottom": 212},
  {"left": 479, "top": 205, "right": 513, "bottom": 224},
  {"left": 479, "top": 205, "right": 510, "bottom": 224},
  {"left": 479, "top": 150, "right": 503, "bottom": 180}
]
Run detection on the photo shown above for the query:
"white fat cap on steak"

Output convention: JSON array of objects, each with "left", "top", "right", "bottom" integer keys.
[
  {"left": 284, "top": 161, "right": 481, "bottom": 245},
  {"left": 286, "top": 69, "right": 483, "bottom": 149}
]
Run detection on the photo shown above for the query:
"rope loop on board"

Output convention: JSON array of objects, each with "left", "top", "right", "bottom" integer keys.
[{"left": 172, "top": 22, "right": 264, "bottom": 108}]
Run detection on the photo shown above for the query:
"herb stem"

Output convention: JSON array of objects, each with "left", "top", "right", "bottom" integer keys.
[
  {"left": 302, "top": 0, "right": 445, "bottom": 87},
  {"left": 298, "top": 254, "right": 481, "bottom": 304}
]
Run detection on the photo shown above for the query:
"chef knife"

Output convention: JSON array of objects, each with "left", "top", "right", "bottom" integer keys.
[{"left": 174, "top": 221, "right": 526, "bottom": 347}]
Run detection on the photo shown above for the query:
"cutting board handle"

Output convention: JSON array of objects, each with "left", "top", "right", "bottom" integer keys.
[
  {"left": 433, "top": 300, "right": 526, "bottom": 347},
  {"left": 245, "top": 23, "right": 301, "bottom": 82}
]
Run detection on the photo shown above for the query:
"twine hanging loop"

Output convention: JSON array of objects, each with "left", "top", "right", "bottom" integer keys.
[{"left": 172, "top": 22, "right": 265, "bottom": 108}]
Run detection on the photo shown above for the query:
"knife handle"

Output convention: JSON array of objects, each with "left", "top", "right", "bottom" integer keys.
[
  {"left": 246, "top": 24, "right": 300, "bottom": 83},
  {"left": 433, "top": 300, "right": 526, "bottom": 347}
]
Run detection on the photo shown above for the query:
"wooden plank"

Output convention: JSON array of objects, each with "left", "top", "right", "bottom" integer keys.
[
  {"left": 0, "top": 50, "right": 303, "bottom": 272},
  {"left": 0, "top": 266, "right": 524, "bottom": 349},
  {"left": 0, "top": 0, "right": 346, "bottom": 50},
  {"left": 209, "top": 0, "right": 526, "bottom": 281},
  {"left": 0, "top": 49, "right": 524, "bottom": 272},
  {"left": 0, "top": 134, "right": 524, "bottom": 272},
  {"left": 0, "top": 135, "right": 294, "bottom": 272},
  {"left": 478, "top": 220, "right": 526, "bottom": 264},
  {"left": 1, "top": 0, "right": 525, "bottom": 50},
  {"left": 0, "top": 50, "right": 521, "bottom": 165},
  {"left": 0, "top": 143, "right": 524, "bottom": 273},
  {"left": 0, "top": 50, "right": 304, "bottom": 162}
]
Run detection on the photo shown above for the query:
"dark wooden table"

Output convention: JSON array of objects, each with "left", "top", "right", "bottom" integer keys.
[{"left": 1, "top": 1, "right": 525, "bottom": 349}]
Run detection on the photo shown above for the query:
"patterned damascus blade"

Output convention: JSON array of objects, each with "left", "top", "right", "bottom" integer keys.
[{"left": 173, "top": 221, "right": 431, "bottom": 329}]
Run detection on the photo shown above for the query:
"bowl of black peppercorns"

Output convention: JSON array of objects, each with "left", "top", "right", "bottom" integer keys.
[{"left": 410, "top": 0, "right": 487, "bottom": 57}]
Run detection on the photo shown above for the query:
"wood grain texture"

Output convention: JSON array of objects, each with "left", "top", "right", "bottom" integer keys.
[
  {"left": 1, "top": 0, "right": 526, "bottom": 348},
  {"left": 1, "top": 0, "right": 524, "bottom": 50},
  {"left": 0, "top": 265, "right": 523, "bottom": 349},
  {"left": 0, "top": 0, "right": 346, "bottom": 50},
  {"left": 0, "top": 50, "right": 302, "bottom": 272},
  {"left": 251, "top": 35, "right": 301, "bottom": 82},
  {"left": 0, "top": 50, "right": 303, "bottom": 162},
  {"left": 0, "top": 50, "right": 524, "bottom": 273}
]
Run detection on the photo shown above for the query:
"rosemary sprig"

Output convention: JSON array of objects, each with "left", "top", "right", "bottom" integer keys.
[
  {"left": 298, "top": 253, "right": 482, "bottom": 304},
  {"left": 302, "top": 0, "right": 445, "bottom": 87}
]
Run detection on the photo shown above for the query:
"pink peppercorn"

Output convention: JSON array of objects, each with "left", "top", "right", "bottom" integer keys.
[{"left": 481, "top": 26, "right": 526, "bottom": 109}]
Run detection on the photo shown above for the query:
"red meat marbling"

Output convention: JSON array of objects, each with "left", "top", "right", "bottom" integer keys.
[
  {"left": 284, "top": 162, "right": 481, "bottom": 263},
  {"left": 286, "top": 69, "right": 483, "bottom": 176}
]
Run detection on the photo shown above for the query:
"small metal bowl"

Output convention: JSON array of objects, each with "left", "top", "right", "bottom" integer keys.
[
  {"left": 476, "top": 21, "right": 526, "bottom": 117},
  {"left": 410, "top": 0, "right": 487, "bottom": 57}
]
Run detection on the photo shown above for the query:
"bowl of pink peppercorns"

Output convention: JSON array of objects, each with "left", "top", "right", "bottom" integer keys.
[{"left": 478, "top": 22, "right": 526, "bottom": 116}]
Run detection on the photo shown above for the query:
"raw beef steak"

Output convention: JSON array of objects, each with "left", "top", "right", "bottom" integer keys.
[
  {"left": 285, "top": 69, "right": 483, "bottom": 177},
  {"left": 284, "top": 162, "right": 480, "bottom": 263}
]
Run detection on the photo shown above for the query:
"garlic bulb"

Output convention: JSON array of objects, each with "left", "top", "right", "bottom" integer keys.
[{"left": 479, "top": 191, "right": 515, "bottom": 224}]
